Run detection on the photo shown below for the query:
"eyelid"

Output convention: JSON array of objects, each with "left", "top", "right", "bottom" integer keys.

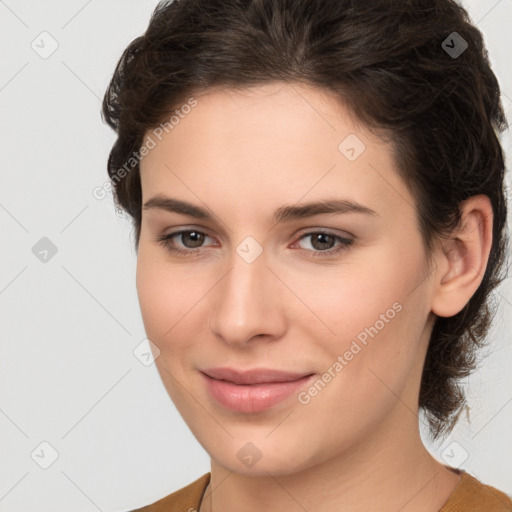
[
  {"left": 159, "top": 224, "right": 211, "bottom": 238},
  {"left": 294, "top": 226, "right": 354, "bottom": 240}
]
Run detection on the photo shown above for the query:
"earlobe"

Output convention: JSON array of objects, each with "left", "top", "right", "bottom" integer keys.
[{"left": 431, "top": 195, "right": 493, "bottom": 318}]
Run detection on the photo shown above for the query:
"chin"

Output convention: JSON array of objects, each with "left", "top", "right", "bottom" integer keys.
[{"left": 197, "top": 431, "right": 325, "bottom": 477}]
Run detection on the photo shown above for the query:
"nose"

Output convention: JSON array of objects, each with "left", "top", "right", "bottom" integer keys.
[{"left": 208, "top": 245, "right": 287, "bottom": 347}]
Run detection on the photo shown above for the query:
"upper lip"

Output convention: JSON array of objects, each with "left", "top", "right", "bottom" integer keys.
[{"left": 201, "top": 367, "right": 314, "bottom": 385}]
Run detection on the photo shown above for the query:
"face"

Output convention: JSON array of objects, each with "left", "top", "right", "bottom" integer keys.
[{"left": 136, "top": 82, "right": 438, "bottom": 476}]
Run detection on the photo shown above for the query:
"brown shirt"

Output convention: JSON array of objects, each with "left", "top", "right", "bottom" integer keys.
[{"left": 131, "top": 471, "right": 512, "bottom": 512}]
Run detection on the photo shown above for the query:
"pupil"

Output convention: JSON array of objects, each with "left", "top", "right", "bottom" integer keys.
[
  {"left": 185, "top": 231, "right": 204, "bottom": 248},
  {"left": 314, "top": 233, "right": 333, "bottom": 250}
]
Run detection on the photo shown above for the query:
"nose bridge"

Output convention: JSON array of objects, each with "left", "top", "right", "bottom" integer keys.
[{"left": 209, "top": 238, "right": 283, "bottom": 344}]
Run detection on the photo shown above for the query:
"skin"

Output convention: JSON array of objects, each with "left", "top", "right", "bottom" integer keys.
[{"left": 136, "top": 81, "right": 493, "bottom": 512}]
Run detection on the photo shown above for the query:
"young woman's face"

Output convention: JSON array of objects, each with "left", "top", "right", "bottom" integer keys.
[{"left": 136, "top": 82, "right": 439, "bottom": 475}]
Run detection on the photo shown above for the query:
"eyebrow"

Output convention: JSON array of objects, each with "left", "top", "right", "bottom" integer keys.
[{"left": 142, "top": 194, "right": 378, "bottom": 223}]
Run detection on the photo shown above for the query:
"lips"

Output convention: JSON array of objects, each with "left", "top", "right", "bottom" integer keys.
[
  {"left": 201, "top": 367, "right": 313, "bottom": 384},
  {"left": 200, "top": 367, "right": 316, "bottom": 412}
]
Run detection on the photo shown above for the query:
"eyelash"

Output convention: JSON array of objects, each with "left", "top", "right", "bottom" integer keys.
[{"left": 156, "top": 229, "right": 354, "bottom": 259}]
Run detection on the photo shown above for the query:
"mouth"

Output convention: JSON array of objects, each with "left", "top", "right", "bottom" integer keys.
[{"left": 200, "top": 367, "right": 316, "bottom": 413}]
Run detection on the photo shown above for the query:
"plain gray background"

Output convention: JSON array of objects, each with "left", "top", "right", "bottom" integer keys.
[{"left": 0, "top": 1, "right": 511, "bottom": 511}]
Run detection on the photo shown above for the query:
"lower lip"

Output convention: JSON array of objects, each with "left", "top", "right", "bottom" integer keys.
[{"left": 201, "top": 373, "right": 315, "bottom": 413}]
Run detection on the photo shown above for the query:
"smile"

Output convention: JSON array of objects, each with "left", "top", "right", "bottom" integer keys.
[{"left": 200, "top": 367, "right": 316, "bottom": 413}]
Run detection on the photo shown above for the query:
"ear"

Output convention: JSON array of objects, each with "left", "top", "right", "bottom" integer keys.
[{"left": 431, "top": 195, "right": 493, "bottom": 318}]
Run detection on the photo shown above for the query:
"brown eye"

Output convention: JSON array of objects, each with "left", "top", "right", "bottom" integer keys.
[
  {"left": 156, "top": 229, "right": 215, "bottom": 256},
  {"left": 295, "top": 231, "right": 354, "bottom": 258},
  {"left": 309, "top": 233, "right": 337, "bottom": 251},
  {"left": 178, "top": 231, "right": 206, "bottom": 248}
]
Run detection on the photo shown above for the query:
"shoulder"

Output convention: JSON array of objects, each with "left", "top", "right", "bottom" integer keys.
[
  {"left": 130, "top": 473, "right": 211, "bottom": 512},
  {"left": 441, "top": 471, "right": 512, "bottom": 512}
]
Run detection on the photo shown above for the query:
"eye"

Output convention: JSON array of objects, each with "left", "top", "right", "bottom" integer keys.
[
  {"left": 156, "top": 229, "right": 217, "bottom": 256},
  {"left": 156, "top": 229, "right": 354, "bottom": 258},
  {"left": 293, "top": 231, "right": 354, "bottom": 258}
]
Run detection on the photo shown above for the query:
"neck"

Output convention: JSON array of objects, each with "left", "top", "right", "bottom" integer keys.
[{"left": 199, "top": 412, "right": 461, "bottom": 512}]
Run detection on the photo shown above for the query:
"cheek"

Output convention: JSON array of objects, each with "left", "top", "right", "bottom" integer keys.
[
  {"left": 306, "top": 246, "right": 428, "bottom": 381},
  {"left": 135, "top": 249, "right": 213, "bottom": 352},
  {"left": 136, "top": 249, "right": 186, "bottom": 342},
  {"left": 300, "top": 260, "right": 410, "bottom": 344},
  {"left": 136, "top": 256, "right": 168, "bottom": 338},
  {"left": 135, "top": 253, "right": 203, "bottom": 400}
]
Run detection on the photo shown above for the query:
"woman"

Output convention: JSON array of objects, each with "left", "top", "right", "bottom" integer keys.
[{"left": 102, "top": 0, "right": 511, "bottom": 510}]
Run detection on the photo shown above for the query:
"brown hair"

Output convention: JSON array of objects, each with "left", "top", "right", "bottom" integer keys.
[{"left": 102, "top": 0, "right": 509, "bottom": 440}]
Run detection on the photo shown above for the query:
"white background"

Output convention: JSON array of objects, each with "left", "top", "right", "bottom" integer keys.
[{"left": 0, "top": 1, "right": 511, "bottom": 511}]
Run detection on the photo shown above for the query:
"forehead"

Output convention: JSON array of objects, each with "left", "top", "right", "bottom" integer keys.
[
  {"left": 165, "top": 81, "right": 367, "bottom": 145},
  {"left": 139, "top": 82, "right": 414, "bottom": 223}
]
